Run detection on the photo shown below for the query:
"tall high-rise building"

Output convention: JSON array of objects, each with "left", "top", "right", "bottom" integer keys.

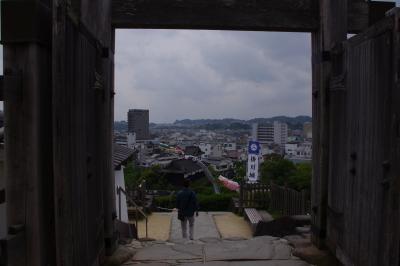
[
  {"left": 303, "top": 122, "right": 312, "bottom": 139},
  {"left": 252, "top": 121, "right": 288, "bottom": 147},
  {"left": 273, "top": 121, "right": 288, "bottom": 146},
  {"left": 127, "top": 109, "right": 149, "bottom": 140},
  {"left": 252, "top": 123, "right": 274, "bottom": 144}
]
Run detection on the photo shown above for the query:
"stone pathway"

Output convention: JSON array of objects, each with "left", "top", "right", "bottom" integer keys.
[
  {"left": 122, "top": 236, "right": 310, "bottom": 265},
  {"left": 169, "top": 212, "right": 220, "bottom": 241},
  {"left": 119, "top": 212, "right": 311, "bottom": 265}
]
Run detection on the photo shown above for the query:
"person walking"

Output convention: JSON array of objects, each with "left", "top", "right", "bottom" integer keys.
[{"left": 176, "top": 179, "right": 199, "bottom": 240}]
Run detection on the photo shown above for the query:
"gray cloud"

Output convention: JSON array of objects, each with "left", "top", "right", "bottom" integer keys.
[{"left": 115, "top": 30, "right": 312, "bottom": 123}]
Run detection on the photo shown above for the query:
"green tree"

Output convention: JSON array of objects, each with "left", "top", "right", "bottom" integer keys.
[
  {"left": 124, "top": 163, "right": 173, "bottom": 190},
  {"left": 124, "top": 162, "right": 143, "bottom": 189},
  {"left": 260, "top": 155, "right": 312, "bottom": 191},
  {"left": 287, "top": 163, "right": 312, "bottom": 191},
  {"left": 260, "top": 156, "right": 296, "bottom": 186},
  {"left": 233, "top": 161, "right": 246, "bottom": 182},
  {"left": 207, "top": 165, "right": 218, "bottom": 178}
]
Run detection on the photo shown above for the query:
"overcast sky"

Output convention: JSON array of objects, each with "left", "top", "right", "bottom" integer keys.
[
  {"left": 0, "top": 0, "right": 398, "bottom": 123},
  {"left": 115, "top": 30, "right": 311, "bottom": 123}
]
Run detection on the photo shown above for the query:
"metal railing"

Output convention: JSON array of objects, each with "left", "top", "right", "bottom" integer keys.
[{"left": 116, "top": 186, "right": 148, "bottom": 239}]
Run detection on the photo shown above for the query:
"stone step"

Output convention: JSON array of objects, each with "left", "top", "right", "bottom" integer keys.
[
  {"left": 290, "top": 215, "right": 311, "bottom": 227},
  {"left": 295, "top": 226, "right": 311, "bottom": 235},
  {"left": 258, "top": 210, "right": 274, "bottom": 222}
]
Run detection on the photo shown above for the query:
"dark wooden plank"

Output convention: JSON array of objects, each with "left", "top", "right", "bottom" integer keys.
[
  {"left": 112, "top": 0, "right": 393, "bottom": 33},
  {"left": 311, "top": 0, "right": 348, "bottom": 249},
  {"left": 101, "top": 47, "right": 117, "bottom": 255},
  {"left": 3, "top": 17, "right": 55, "bottom": 266},
  {"left": 80, "top": 0, "right": 113, "bottom": 45},
  {"left": 333, "top": 15, "right": 396, "bottom": 266},
  {"left": 53, "top": 0, "right": 115, "bottom": 263},
  {"left": 384, "top": 10, "right": 400, "bottom": 266},
  {"left": 326, "top": 0, "right": 349, "bottom": 252},
  {"left": 112, "top": 0, "right": 318, "bottom": 32}
]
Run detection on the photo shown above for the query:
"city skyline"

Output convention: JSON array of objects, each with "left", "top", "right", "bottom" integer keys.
[{"left": 115, "top": 114, "right": 312, "bottom": 124}]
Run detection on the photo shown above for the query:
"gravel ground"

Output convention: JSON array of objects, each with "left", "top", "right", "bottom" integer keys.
[
  {"left": 212, "top": 212, "right": 253, "bottom": 239},
  {"left": 137, "top": 212, "right": 172, "bottom": 240}
]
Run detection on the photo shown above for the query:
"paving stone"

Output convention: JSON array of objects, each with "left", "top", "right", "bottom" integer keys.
[
  {"left": 103, "top": 245, "right": 135, "bottom": 266},
  {"left": 271, "top": 239, "right": 295, "bottom": 260},
  {"left": 293, "top": 245, "right": 340, "bottom": 266},
  {"left": 222, "top": 236, "right": 248, "bottom": 241},
  {"left": 125, "top": 240, "right": 143, "bottom": 249},
  {"left": 125, "top": 213, "right": 311, "bottom": 266},
  {"left": 205, "top": 236, "right": 277, "bottom": 261},
  {"left": 198, "top": 237, "right": 221, "bottom": 243},
  {"left": 123, "top": 262, "right": 172, "bottom": 266},
  {"left": 133, "top": 243, "right": 203, "bottom": 261},
  {"left": 180, "top": 260, "right": 310, "bottom": 266},
  {"left": 295, "top": 227, "right": 311, "bottom": 234},
  {"left": 284, "top": 235, "right": 312, "bottom": 249},
  {"left": 169, "top": 212, "right": 220, "bottom": 241}
]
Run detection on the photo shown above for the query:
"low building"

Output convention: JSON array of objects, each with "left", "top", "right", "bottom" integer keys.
[
  {"left": 199, "top": 143, "right": 223, "bottom": 159},
  {"left": 162, "top": 159, "right": 205, "bottom": 186},
  {"left": 113, "top": 145, "right": 136, "bottom": 223},
  {"left": 223, "top": 142, "right": 237, "bottom": 151},
  {"left": 284, "top": 141, "right": 312, "bottom": 162},
  {"left": 225, "top": 150, "right": 239, "bottom": 160},
  {"left": 285, "top": 142, "right": 300, "bottom": 156},
  {"left": 203, "top": 157, "right": 234, "bottom": 177},
  {"left": 184, "top": 146, "right": 203, "bottom": 159},
  {"left": 138, "top": 153, "right": 180, "bottom": 168}
]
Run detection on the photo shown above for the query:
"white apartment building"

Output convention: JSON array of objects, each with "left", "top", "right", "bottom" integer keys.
[
  {"left": 285, "top": 141, "right": 312, "bottom": 160},
  {"left": 285, "top": 142, "right": 299, "bottom": 156},
  {"left": 303, "top": 122, "right": 312, "bottom": 139},
  {"left": 199, "top": 143, "right": 212, "bottom": 159},
  {"left": 223, "top": 142, "right": 237, "bottom": 151},
  {"left": 274, "top": 121, "right": 288, "bottom": 146},
  {"left": 252, "top": 121, "right": 288, "bottom": 147},
  {"left": 199, "top": 143, "right": 223, "bottom": 159}
]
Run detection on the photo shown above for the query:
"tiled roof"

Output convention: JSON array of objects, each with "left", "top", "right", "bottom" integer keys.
[
  {"left": 162, "top": 159, "right": 203, "bottom": 174},
  {"left": 113, "top": 144, "right": 135, "bottom": 169},
  {"left": 184, "top": 146, "right": 203, "bottom": 156}
]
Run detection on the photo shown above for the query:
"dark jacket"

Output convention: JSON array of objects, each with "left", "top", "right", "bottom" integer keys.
[{"left": 176, "top": 188, "right": 199, "bottom": 217}]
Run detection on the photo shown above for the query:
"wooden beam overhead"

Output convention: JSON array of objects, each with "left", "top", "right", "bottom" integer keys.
[{"left": 112, "top": 0, "right": 394, "bottom": 33}]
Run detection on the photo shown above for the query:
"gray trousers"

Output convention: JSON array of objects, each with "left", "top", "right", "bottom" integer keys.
[{"left": 181, "top": 216, "right": 195, "bottom": 239}]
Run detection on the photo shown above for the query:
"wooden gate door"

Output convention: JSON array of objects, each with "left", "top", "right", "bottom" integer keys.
[
  {"left": 52, "top": 1, "right": 114, "bottom": 265},
  {"left": 326, "top": 13, "right": 400, "bottom": 266}
]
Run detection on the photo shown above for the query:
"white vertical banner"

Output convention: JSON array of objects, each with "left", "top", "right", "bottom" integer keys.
[{"left": 247, "top": 141, "right": 260, "bottom": 183}]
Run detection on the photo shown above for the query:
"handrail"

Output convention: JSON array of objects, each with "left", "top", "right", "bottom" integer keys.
[{"left": 116, "top": 186, "right": 148, "bottom": 239}]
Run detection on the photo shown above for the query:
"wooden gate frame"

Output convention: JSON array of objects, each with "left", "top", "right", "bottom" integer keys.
[{"left": 0, "top": 0, "right": 397, "bottom": 265}]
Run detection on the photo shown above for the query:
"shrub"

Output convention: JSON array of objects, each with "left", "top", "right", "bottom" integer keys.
[
  {"left": 197, "top": 193, "right": 233, "bottom": 211},
  {"left": 153, "top": 195, "right": 176, "bottom": 210},
  {"left": 153, "top": 192, "right": 234, "bottom": 212}
]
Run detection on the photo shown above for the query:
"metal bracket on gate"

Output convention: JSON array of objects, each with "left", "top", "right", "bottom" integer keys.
[{"left": 1, "top": 1, "right": 52, "bottom": 45}]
